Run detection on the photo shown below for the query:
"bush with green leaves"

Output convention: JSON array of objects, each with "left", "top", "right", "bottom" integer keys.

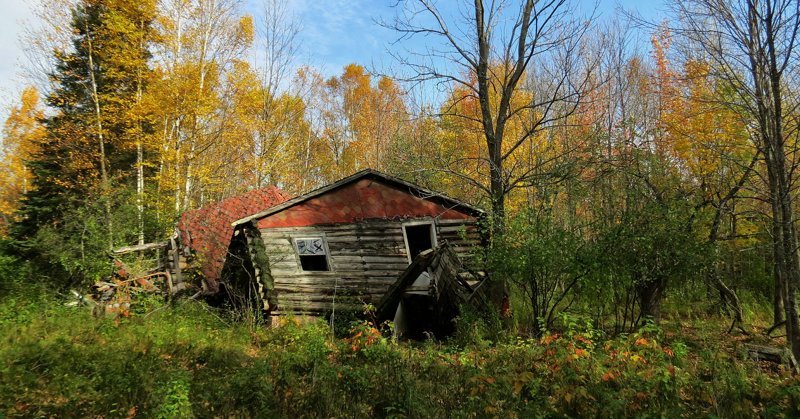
[
  {"left": 10, "top": 185, "right": 168, "bottom": 290},
  {"left": 589, "top": 198, "right": 709, "bottom": 330},
  {"left": 489, "top": 210, "right": 590, "bottom": 336}
]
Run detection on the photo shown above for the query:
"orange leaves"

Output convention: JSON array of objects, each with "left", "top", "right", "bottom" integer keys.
[
  {"left": 540, "top": 333, "right": 559, "bottom": 345},
  {"left": 653, "top": 31, "right": 750, "bottom": 186},
  {"left": 651, "top": 25, "right": 676, "bottom": 109},
  {"left": 303, "top": 63, "right": 408, "bottom": 180},
  {"left": 347, "top": 321, "right": 382, "bottom": 353},
  {"left": 573, "top": 348, "right": 589, "bottom": 359}
]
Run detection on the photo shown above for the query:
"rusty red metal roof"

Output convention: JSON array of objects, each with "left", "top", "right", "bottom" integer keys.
[
  {"left": 177, "top": 186, "right": 289, "bottom": 292},
  {"left": 256, "top": 178, "right": 477, "bottom": 229},
  {"left": 235, "top": 169, "right": 484, "bottom": 228}
]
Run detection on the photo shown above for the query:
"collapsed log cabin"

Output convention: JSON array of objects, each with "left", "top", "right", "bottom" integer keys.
[
  {"left": 376, "top": 243, "right": 490, "bottom": 339},
  {"left": 220, "top": 169, "right": 486, "bottom": 321},
  {"left": 112, "top": 169, "right": 487, "bottom": 334},
  {"left": 111, "top": 186, "right": 290, "bottom": 296},
  {"left": 176, "top": 186, "right": 289, "bottom": 295}
]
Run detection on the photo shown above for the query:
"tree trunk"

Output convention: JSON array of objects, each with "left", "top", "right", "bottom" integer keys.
[
  {"left": 774, "top": 270, "right": 786, "bottom": 326},
  {"left": 135, "top": 16, "right": 146, "bottom": 246},
  {"left": 637, "top": 279, "right": 664, "bottom": 325},
  {"left": 746, "top": 0, "right": 800, "bottom": 362},
  {"left": 85, "top": 20, "right": 113, "bottom": 251},
  {"left": 489, "top": 153, "right": 505, "bottom": 234},
  {"left": 711, "top": 266, "right": 747, "bottom": 333}
]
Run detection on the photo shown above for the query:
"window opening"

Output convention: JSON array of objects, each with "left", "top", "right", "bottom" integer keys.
[
  {"left": 403, "top": 223, "right": 436, "bottom": 263},
  {"left": 294, "top": 238, "right": 330, "bottom": 271}
]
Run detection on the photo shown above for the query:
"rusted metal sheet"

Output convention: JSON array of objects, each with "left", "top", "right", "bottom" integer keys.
[
  {"left": 177, "top": 186, "right": 289, "bottom": 293},
  {"left": 258, "top": 179, "right": 475, "bottom": 229}
]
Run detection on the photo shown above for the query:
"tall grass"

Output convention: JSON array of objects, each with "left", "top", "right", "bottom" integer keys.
[{"left": 1, "top": 259, "right": 799, "bottom": 417}]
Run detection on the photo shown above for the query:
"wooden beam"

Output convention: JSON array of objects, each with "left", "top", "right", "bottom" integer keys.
[{"left": 112, "top": 241, "right": 168, "bottom": 255}]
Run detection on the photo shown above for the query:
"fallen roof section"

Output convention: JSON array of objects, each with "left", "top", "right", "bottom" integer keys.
[
  {"left": 377, "top": 242, "right": 488, "bottom": 339},
  {"left": 177, "top": 186, "right": 289, "bottom": 293}
]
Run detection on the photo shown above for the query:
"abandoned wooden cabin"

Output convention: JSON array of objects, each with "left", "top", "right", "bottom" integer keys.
[{"left": 220, "top": 169, "right": 485, "bottom": 319}]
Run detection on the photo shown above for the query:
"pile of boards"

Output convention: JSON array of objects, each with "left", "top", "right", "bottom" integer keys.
[{"left": 376, "top": 242, "right": 489, "bottom": 339}]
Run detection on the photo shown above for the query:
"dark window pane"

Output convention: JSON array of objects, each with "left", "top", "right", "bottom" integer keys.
[
  {"left": 405, "top": 224, "right": 434, "bottom": 261},
  {"left": 300, "top": 255, "right": 329, "bottom": 271}
]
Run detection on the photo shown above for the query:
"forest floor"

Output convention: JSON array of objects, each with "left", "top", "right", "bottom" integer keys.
[{"left": 1, "top": 279, "right": 799, "bottom": 418}]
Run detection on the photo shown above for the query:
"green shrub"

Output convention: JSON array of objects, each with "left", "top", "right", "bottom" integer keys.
[{"left": 0, "top": 283, "right": 796, "bottom": 417}]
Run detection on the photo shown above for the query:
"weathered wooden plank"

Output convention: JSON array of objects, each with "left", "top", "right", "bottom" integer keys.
[
  {"left": 262, "top": 240, "right": 294, "bottom": 246},
  {"left": 270, "top": 269, "right": 401, "bottom": 278},
  {"left": 323, "top": 236, "right": 406, "bottom": 244},
  {"left": 361, "top": 255, "right": 408, "bottom": 263},
  {"left": 264, "top": 248, "right": 295, "bottom": 256},
  {"left": 328, "top": 249, "right": 404, "bottom": 257},
  {"left": 274, "top": 285, "right": 394, "bottom": 296},
  {"left": 328, "top": 255, "right": 363, "bottom": 263},
  {"left": 113, "top": 241, "right": 168, "bottom": 255},
  {"left": 272, "top": 276, "right": 405, "bottom": 287},
  {"left": 436, "top": 218, "right": 477, "bottom": 225},
  {"left": 252, "top": 218, "right": 482, "bottom": 315}
]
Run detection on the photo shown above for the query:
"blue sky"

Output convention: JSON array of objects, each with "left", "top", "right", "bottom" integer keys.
[
  {"left": 245, "top": 0, "right": 668, "bottom": 78},
  {"left": 0, "top": 0, "right": 667, "bottom": 131}
]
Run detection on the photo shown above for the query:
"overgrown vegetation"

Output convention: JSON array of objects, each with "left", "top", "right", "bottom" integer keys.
[
  {"left": 1, "top": 267, "right": 799, "bottom": 417},
  {"left": 2, "top": 0, "right": 800, "bottom": 414}
]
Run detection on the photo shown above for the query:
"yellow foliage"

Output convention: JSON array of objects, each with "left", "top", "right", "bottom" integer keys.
[{"left": 0, "top": 88, "right": 45, "bottom": 234}]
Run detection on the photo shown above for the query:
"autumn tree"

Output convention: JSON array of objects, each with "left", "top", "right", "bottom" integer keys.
[
  {"left": 0, "top": 88, "right": 45, "bottom": 235},
  {"left": 388, "top": 0, "right": 594, "bottom": 233},
  {"left": 239, "top": 0, "right": 312, "bottom": 193},
  {"left": 301, "top": 64, "right": 408, "bottom": 183},
  {"left": 225, "top": 59, "right": 311, "bottom": 194},
  {"left": 13, "top": 0, "right": 157, "bottom": 271},
  {"left": 668, "top": 0, "right": 800, "bottom": 361},
  {"left": 637, "top": 27, "right": 757, "bottom": 331},
  {"left": 149, "top": 0, "right": 255, "bottom": 216}
]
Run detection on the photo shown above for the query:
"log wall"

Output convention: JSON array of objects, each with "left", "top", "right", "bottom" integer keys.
[{"left": 259, "top": 217, "right": 481, "bottom": 315}]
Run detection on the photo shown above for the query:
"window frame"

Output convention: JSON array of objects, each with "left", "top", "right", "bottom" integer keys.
[
  {"left": 292, "top": 235, "right": 332, "bottom": 272},
  {"left": 401, "top": 219, "right": 438, "bottom": 264}
]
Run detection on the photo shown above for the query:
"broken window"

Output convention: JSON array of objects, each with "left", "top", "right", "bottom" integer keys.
[
  {"left": 403, "top": 223, "right": 436, "bottom": 263},
  {"left": 294, "top": 237, "right": 330, "bottom": 271}
]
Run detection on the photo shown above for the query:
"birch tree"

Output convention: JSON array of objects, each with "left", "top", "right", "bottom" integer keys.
[
  {"left": 669, "top": 0, "right": 800, "bottom": 360},
  {"left": 151, "top": 0, "right": 253, "bottom": 214}
]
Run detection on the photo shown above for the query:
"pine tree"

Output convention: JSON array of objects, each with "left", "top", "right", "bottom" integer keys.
[
  {"left": 12, "top": 0, "right": 156, "bottom": 281},
  {"left": 16, "top": 0, "right": 155, "bottom": 236}
]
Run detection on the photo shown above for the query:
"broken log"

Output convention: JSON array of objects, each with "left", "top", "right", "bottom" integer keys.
[
  {"left": 112, "top": 241, "right": 168, "bottom": 255},
  {"left": 744, "top": 343, "right": 798, "bottom": 371}
]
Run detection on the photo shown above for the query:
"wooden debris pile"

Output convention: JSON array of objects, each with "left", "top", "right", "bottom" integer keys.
[
  {"left": 88, "top": 267, "right": 169, "bottom": 317},
  {"left": 744, "top": 343, "right": 798, "bottom": 372},
  {"left": 376, "top": 242, "right": 489, "bottom": 339},
  {"left": 69, "top": 244, "right": 194, "bottom": 316}
]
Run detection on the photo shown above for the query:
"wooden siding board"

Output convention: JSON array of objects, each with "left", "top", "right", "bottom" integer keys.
[{"left": 261, "top": 218, "right": 479, "bottom": 314}]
